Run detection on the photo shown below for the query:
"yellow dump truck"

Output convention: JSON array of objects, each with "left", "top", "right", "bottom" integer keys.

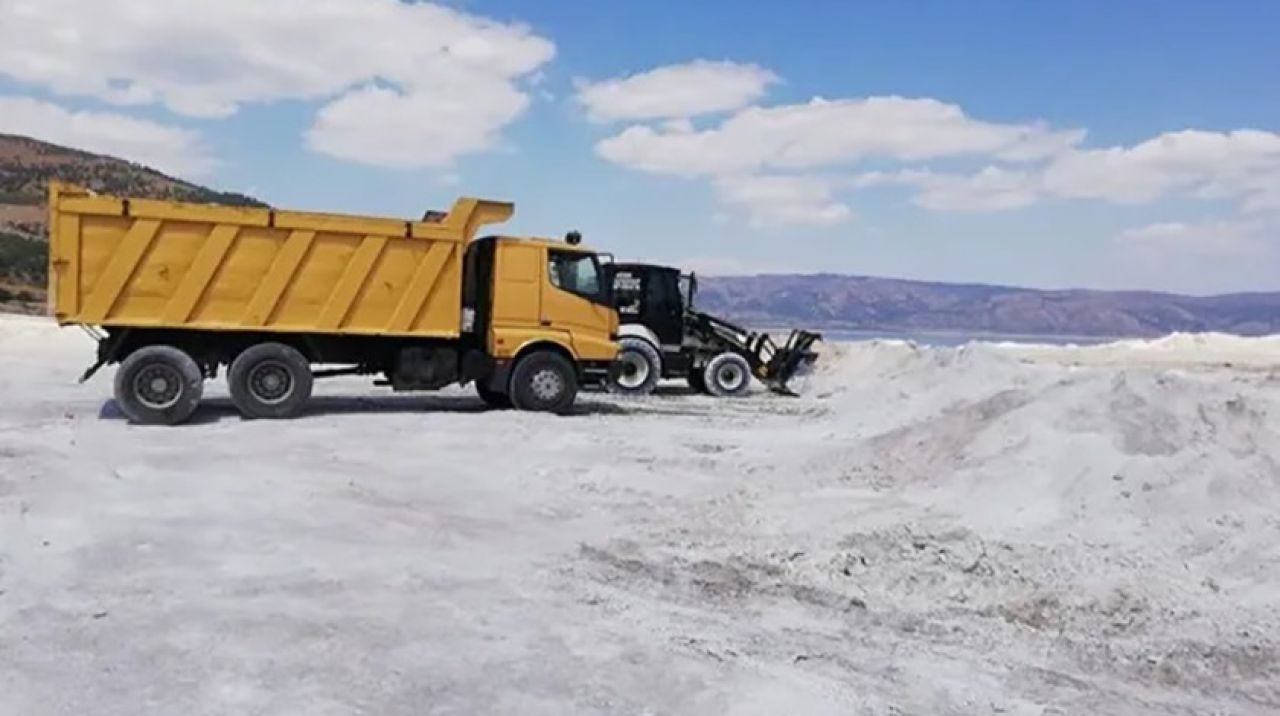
[{"left": 46, "top": 182, "right": 619, "bottom": 424}]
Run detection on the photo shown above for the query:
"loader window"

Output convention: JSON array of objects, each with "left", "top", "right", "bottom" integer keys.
[
  {"left": 612, "top": 271, "right": 642, "bottom": 316},
  {"left": 548, "top": 250, "right": 608, "bottom": 305}
]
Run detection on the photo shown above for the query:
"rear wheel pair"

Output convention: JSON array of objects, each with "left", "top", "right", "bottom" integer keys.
[
  {"left": 226, "top": 343, "right": 313, "bottom": 419},
  {"left": 113, "top": 342, "right": 312, "bottom": 425}
]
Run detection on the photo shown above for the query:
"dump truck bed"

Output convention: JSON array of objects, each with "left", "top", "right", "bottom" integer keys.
[{"left": 46, "top": 183, "right": 512, "bottom": 337}]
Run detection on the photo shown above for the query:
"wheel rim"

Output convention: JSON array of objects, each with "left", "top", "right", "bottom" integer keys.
[
  {"left": 615, "top": 351, "right": 651, "bottom": 389},
  {"left": 247, "top": 360, "right": 294, "bottom": 404},
  {"left": 133, "top": 364, "right": 183, "bottom": 410},
  {"left": 530, "top": 367, "right": 565, "bottom": 402},
  {"left": 715, "top": 363, "right": 746, "bottom": 391}
]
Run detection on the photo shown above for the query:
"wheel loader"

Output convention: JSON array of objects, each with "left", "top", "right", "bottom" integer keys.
[{"left": 603, "top": 263, "right": 821, "bottom": 397}]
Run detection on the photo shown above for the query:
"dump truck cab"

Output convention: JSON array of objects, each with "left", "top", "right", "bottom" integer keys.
[{"left": 464, "top": 232, "right": 619, "bottom": 402}]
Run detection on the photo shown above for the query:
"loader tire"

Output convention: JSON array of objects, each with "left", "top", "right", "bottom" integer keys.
[
  {"left": 228, "top": 342, "right": 313, "bottom": 419},
  {"left": 607, "top": 338, "right": 661, "bottom": 396},
  {"left": 510, "top": 350, "right": 578, "bottom": 414},
  {"left": 704, "top": 352, "right": 752, "bottom": 398},
  {"left": 113, "top": 345, "right": 204, "bottom": 426}
]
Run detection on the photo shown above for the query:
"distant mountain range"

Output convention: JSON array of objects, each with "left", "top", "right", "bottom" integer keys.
[
  {"left": 696, "top": 274, "right": 1280, "bottom": 337},
  {"left": 1, "top": 134, "right": 1276, "bottom": 335}
]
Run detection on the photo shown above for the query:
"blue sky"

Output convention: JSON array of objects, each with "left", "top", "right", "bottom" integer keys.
[{"left": 1, "top": 0, "right": 1277, "bottom": 294}]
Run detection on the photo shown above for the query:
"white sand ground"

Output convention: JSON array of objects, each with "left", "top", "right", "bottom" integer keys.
[{"left": 2, "top": 314, "right": 1279, "bottom": 715}]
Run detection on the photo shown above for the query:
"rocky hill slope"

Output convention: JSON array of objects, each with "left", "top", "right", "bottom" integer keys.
[{"left": 0, "top": 133, "right": 262, "bottom": 311}]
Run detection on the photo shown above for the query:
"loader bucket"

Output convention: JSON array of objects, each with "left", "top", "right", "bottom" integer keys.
[{"left": 753, "top": 329, "right": 823, "bottom": 396}]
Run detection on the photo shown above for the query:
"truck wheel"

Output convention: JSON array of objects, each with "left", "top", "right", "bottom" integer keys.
[
  {"left": 510, "top": 350, "right": 578, "bottom": 414},
  {"left": 704, "top": 352, "right": 752, "bottom": 398},
  {"left": 687, "top": 368, "right": 709, "bottom": 395},
  {"left": 475, "top": 381, "right": 512, "bottom": 409},
  {"left": 228, "top": 342, "right": 313, "bottom": 419},
  {"left": 113, "top": 345, "right": 204, "bottom": 426},
  {"left": 607, "top": 338, "right": 661, "bottom": 396}
]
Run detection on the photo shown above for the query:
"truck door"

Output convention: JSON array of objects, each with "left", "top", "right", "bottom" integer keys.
[
  {"left": 489, "top": 242, "right": 543, "bottom": 355},
  {"left": 543, "top": 249, "right": 616, "bottom": 362}
]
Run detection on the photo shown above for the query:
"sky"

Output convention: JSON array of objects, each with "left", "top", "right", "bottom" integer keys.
[{"left": 1, "top": 0, "right": 1277, "bottom": 295}]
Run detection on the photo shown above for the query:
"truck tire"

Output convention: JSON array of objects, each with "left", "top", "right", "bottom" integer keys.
[
  {"left": 228, "top": 342, "right": 313, "bottom": 419},
  {"left": 113, "top": 345, "right": 205, "bottom": 426},
  {"left": 704, "top": 352, "right": 752, "bottom": 398},
  {"left": 475, "top": 381, "right": 512, "bottom": 409},
  {"left": 607, "top": 338, "right": 661, "bottom": 396},
  {"left": 509, "top": 350, "right": 578, "bottom": 414}
]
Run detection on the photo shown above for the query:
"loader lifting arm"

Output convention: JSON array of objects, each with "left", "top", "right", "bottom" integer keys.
[{"left": 685, "top": 309, "right": 822, "bottom": 396}]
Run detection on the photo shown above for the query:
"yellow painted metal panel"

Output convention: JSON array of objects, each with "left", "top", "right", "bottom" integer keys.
[
  {"left": 243, "top": 230, "right": 315, "bottom": 327},
  {"left": 45, "top": 182, "right": 532, "bottom": 340},
  {"left": 57, "top": 196, "right": 126, "bottom": 217},
  {"left": 189, "top": 227, "right": 286, "bottom": 324},
  {"left": 79, "top": 219, "right": 160, "bottom": 324},
  {"left": 490, "top": 328, "right": 575, "bottom": 361},
  {"left": 387, "top": 242, "right": 454, "bottom": 333},
  {"left": 161, "top": 224, "right": 240, "bottom": 324},
  {"left": 51, "top": 214, "right": 81, "bottom": 319},
  {"left": 126, "top": 198, "right": 271, "bottom": 227},
  {"left": 317, "top": 235, "right": 388, "bottom": 330},
  {"left": 274, "top": 210, "right": 408, "bottom": 238},
  {"left": 491, "top": 242, "right": 542, "bottom": 331},
  {"left": 272, "top": 233, "right": 357, "bottom": 328}
]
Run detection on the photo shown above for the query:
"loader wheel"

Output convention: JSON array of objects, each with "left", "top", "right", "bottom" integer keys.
[
  {"left": 475, "top": 381, "right": 512, "bottom": 409},
  {"left": 113, "top": 345, "right": 204, "bottom": 426},
  {"left": 228, "top": 342, "right": 313, "bottom": 419},
  {"left": 607, "top": 338, "right": 661, "bottom": 396},
  {"left": 510, "top": 350, "right": 577, "bottom": 414},
  {"left": 704, "top": 352, "right": 752, "bottom": 398}
]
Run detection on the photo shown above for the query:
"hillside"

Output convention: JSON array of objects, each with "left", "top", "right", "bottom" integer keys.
[
  {"left": 697, "top": 274, "right": 1280, "bottom": 337},
  {"left": 0, "top": 133, "right": 263, "bottom": 311}
]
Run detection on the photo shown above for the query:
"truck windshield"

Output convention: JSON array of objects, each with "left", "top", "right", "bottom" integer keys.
[{"left": 548, "top": 250, "right": 608, "bottom": 304}]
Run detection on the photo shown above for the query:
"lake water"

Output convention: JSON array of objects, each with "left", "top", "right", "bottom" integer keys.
[{"left": 809, "top": 329, "right": 1123, "bottom": 347}]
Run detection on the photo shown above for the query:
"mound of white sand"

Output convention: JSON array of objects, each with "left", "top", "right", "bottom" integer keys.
[{"left": 2, "top": 316, "right": 1278, "bottom": 714}]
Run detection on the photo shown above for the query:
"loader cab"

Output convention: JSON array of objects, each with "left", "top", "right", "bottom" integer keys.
[{"left": 607, "top": 263, "right": 687, "bottom": 347}]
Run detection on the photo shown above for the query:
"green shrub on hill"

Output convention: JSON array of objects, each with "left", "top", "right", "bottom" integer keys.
[{"left": 0, "top": 232, "right": 47, "bottom": 283}]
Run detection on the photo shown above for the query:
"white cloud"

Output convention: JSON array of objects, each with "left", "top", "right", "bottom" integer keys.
[
  {"left": 574, "top": 60, "right": 778, "bottom": 122},
  {"left": 0, "top": 0, "right": 554, "bottom": 168},
  {"left": 587, "top": 60, "right": 1280, "bottom": 227},
  {"left": 0, "top": 96, "right": 215, "bottom": 177},
  {"left": 1117, "top": 219, "right": 1271, "bottom": 258},
  {"left": 1043, "top": 130, "right": 1280, "bottom": 211},
  {"left": 305, "top": 84, "right": 528, "bottom": 169},
  {"left": 714, "top": 175, "right": 852, "bottom": 228},
  {"left": 596, "top": 96, "right": 1084, "bottom": 177},
  {"left": 855, "top": 167, "right": 1041, "bottom": 212}
]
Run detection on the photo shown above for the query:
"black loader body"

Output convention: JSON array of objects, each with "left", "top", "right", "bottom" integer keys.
[{"left": 605, "top": 263, "right": 821, "bottom": 397}]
